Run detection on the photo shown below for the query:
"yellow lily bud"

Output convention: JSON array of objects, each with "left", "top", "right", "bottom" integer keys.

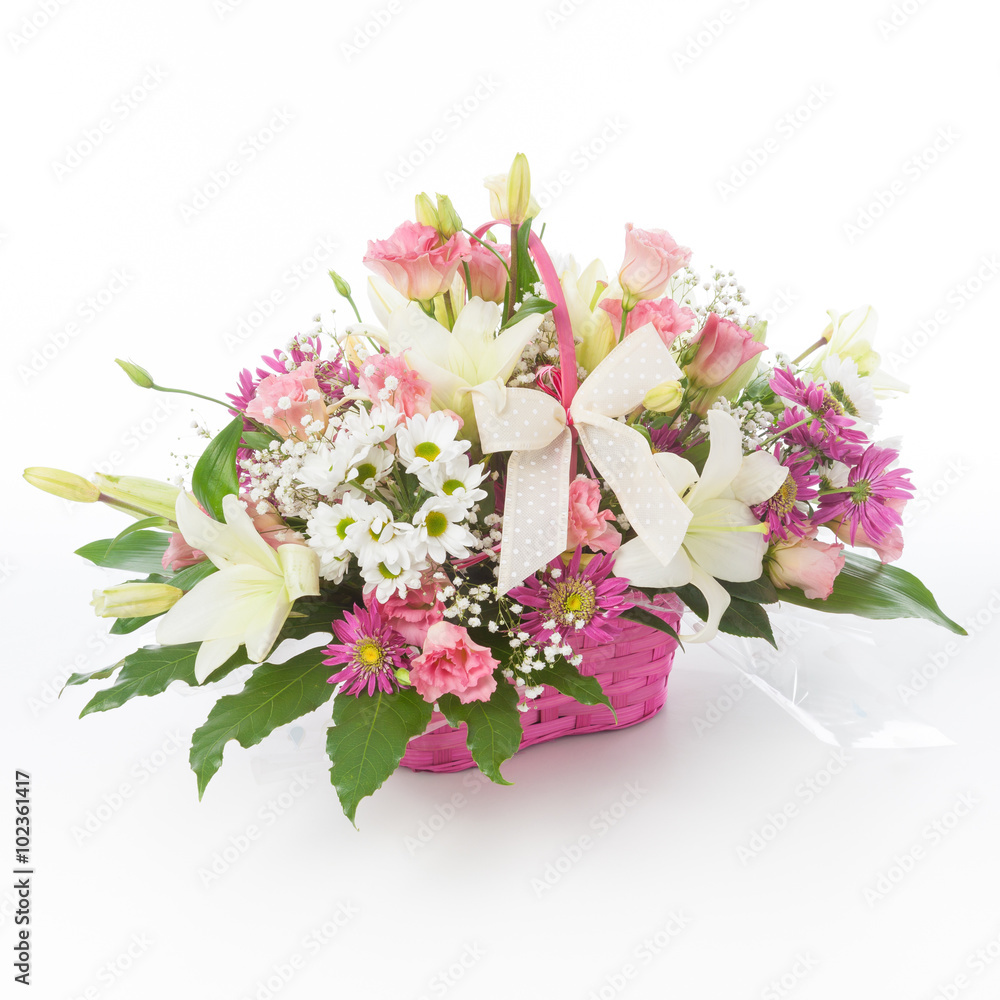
[
  {"left": 414, "top": 192, "right": 440, "bottom": 230},
  {"left": 506, "top": 152, "right": 533, "bottom": 224},
  {"left": 91, "top": 582, "right": 183, "bottom": 619},
  {"left": 23, "top": 467, "right": 100, "bottom": 503},
  {"left": 115, "top": 358, "right": 155, "bottom": 389},
  {"left": 435, "top": 193, "right": 462, "bottom": 239},
  {"left": 92, "top": 474, "right": 181, "bottom": 521},
  {"left": 643, "top": 380, "right": 684, "bottom": 413}
]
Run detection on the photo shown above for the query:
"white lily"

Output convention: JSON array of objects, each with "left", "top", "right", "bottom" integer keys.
[
  {"left": 156, "top": 494, "right": 321, "bottom": 682},
  {"left": 811, "top": 306, "right": 908, "bottom": 397},
  {"left": 560, "top": 257, "right": 617, "bottom": 375},
  {"left": 613, "top": 411, "right": 784, "bottom": 643},
  {"left": 385, "top": 296, "right": 543, "bottom": 439}
]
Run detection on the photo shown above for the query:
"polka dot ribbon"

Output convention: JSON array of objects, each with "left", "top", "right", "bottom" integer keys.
[{"left": 473, "top": 324, "right": 693, "bottom": 594}]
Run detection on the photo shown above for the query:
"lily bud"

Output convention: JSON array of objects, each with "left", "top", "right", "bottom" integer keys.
[
  {"left": 506, "top": 152, "right": 534, "bottom": 224},
  {"left": 414, "top": 192, "right": 440, "bottom": 230},
  {"left": 643, "top": 379, "right": 684, "bottom": 413},
  {"left": 115, "top": 358, "right": 155, "bottom": 389},
  {"left": 23, "top": 467, "right": 100, "bottom": 503},
  {"left": 394, "top": 667, "right": 411, "bottom": 686},
  {"left": 91, "top": 582, "right": 183, "bottom": 619},
  {"left": 328, "top": 270, "right": 352, "bottom": 299},
  {"left": 92, "top": 474, "right": 181, "bottom": 521},
  {"left": 435, "top": 193, "right": 462, "bottom": 239}
]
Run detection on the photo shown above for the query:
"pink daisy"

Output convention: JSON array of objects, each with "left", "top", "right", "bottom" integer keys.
[
  {"left": 322, "top": 604, "right": 408, "bottom": 697},
  {"left": 752, "top": 447, "right": 820, "bottom": 541},
  {"left": 816, "top": 445, "right": 914, "bottom": 545},
  {"left": 508, "top": 549, "right": 634, "bottom": 645}
]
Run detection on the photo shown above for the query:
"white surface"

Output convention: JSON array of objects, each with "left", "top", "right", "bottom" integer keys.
[{"left": 4, "top": 1, "right": 1000, "bottom": 996}]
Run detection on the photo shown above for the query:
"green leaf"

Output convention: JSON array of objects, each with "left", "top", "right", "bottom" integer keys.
[
  {"left": 167, "top": 559, "right": 217, "bottom": 590},
  {"left": 80, "top": 644, "right": 247, "bottom": 716},
  {"left": 717, "top": 597, "right": 777, "bottom": 648},
  {"left": 192, "top": 416, "right": 243, "bottom": 521},
  {"left": 327, "top": 688, "right": 433, "bottom": 825},
  {"left": 241, "top": 430, "right": 278, "bottom": 451},
  {"left": 279, "top": 598, "right": 356, "bottom": 641},
  {"left": 106, "top": 515, "right": 171, "bottom": 550},
  {"left": 61, "top": 664, "right": 119, "bottom": 694},
  {"left": 674, "top": 584, "right": 708, "bottom": 620},
  {"left": 109, "top": 615, "right": 159, "bottom": 635},
  {"left": 777, "top": 552, "right": 966, "bottom": 635},
  {"left": 531, "top": 658, "right": 615, "bottom": 719},
  {"left": 621, "top": 605, "right": 680, "bottom": 642},
  {"left": 501, "top": 295, "right": 554, "bottom": 330},
  {"left": 438, "top": 682, "right": 523, "bottom": 786},
  {"left": 723, "top": 574, "right": 779, "bottom": 605},
  {"left": 191, "top": 649, "right": 337, "bottom": 798},
  {"left": 516, "top": 218, "right": 540, "bottom": 298},
  {"left": 75, "top": 532, "right": 170, "bottom": 573}
]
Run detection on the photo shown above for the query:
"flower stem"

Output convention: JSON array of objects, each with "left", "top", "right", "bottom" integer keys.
[
  {"left": 759, "top": 415, "right": 811, "bottom": 447},
  {"left": 792, "top": 337, "right": 827, "bottom": 366},
  {"left": 504, "top": 222, "right": 520, "bottom": 326},
  {"left": 443, "top": 290, "right": 456, "bottom": 329},
  {"left": 151, "top": 383, "right": 240, "bottom": 412}
]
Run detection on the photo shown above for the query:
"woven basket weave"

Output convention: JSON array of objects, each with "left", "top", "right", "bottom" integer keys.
[{"left": 399, "top": 595, "right": 682, "bottom": 773}]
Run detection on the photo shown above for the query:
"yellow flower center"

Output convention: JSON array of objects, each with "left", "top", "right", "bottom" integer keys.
[
  {"left": 414, "top": 441, "right": 441, "bottom": 462},
  {"left": 425, "top": 511, "right": 449, "bottom": 537},
  {"left": 548, "top": 579, "right": 597, "bottom": 626}
]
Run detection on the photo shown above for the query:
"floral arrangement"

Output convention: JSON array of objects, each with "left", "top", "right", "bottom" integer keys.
[{"left": 26, "top": 154, "right": 962, "bottom": 824}]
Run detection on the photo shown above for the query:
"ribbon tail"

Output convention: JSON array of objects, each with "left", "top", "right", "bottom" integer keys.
[{"left": 497, "top": 430, "right": 572, "bottom": 595}]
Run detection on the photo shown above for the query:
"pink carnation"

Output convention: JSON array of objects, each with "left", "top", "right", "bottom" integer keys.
[
  {"left": 364, "top": 571, "right": 444, "bottom": 645},
  {"left": 162, "top": 533, "right": 205, "bottom": 571},
  {"left": 363, "top": 222, "right": 471, "bottom": 302},
  {"left": 245, "top": 361, "right": 329, "bottom": 440},
  {"left": 600, "top": 296, "right": 696, "bottom": 348},
  {"left": 409, "top": 621, "right": 498, "bottom": 705},
  {"left": 566, "top": 476, "right": 620, "bottom": 553},
  {"left": 767, "top": 535, "right": 846, "bottom": 600},
  {"left": 358, "top": 353, "right": 432, "bottom": 419}
]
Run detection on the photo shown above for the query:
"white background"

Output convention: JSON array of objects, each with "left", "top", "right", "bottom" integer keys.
[{"left": 4, "top": 0, "right": 1000, "bottom": 997}]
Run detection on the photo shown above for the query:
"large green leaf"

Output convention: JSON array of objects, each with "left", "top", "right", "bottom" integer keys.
[
  {"left": 438, "top": 682, "right": 523, "bottom": 785},
  {"left": 109, "top": 615, "right": 158, "bottom": 635},
  {"left": 62, "top": 664, "right": 119, "bottom": 693},
  {"left": 75, "top": 531, "right": 170, "bottom": 574},
  {"left": 500, "top": 295, "right": 554, "bottom": 331},
  {"left": 530, "top": 659, "right": 615, "bottom": 719},
  {"left": 621, "top": 605, "right": 680, "bottom": 642},
  {"left": 79, "top": 644, "right": 247, "bottom": 716},
  {"left": 166, "top": 560, "right": 218, "bottom": 590},
  {"left": 723, "top": 574, "right": 779, "bottom": 605},
  {"left": 327, "top": 688, "right": 433, "bottom": 826},
  {"left": 192, "top": 416, "right": 243, "bottom": 521},
  {"left": 777, "top": 552, "right": 966, "bottom": 635},
  {"left": 191, "top": 649, "right": 337, "bottom": 798},
  {"left": 716, "top": 596, "right": 777, "bottom": 647},
  {"left": 241, "top": 430, "right": 279, "bottom": 451}
]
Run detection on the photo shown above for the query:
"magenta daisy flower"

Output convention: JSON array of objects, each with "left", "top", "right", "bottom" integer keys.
[
  {"left": 508, "top": 549, "right": 634, "bottom": 645},
  {"left": 322, "top": 603, "right": 408, "bottom": 696},
  {"left": 816, "top": 445, "right": 914, "bottom": 545},
  {"left": 752, "top": 447, "right": 820, "bottom": 541}
]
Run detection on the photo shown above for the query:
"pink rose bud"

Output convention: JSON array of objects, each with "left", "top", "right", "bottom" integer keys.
[
  {"left": 409, "top": 621, "right": 499, "bottom": 705},
  {"left": 245, "top": 361, "right": 329, "bottom": 440},
  {"left": 358, "top": 353, "right": 432, "bottom": 419},
  {"left": 768, "top": 536, "right": 846, "bottom": 600},
  {"left": 363, "top": 222, "right": 471, "bottom": 302},
  {"left": 686, "top": 313, "right": 768, "bottom": 414},
  {"left": 617, "top": 224, "right": 692, "bottom": 309},
  {"left": 464, "top": 240, "right": 510, "bottom": 303},
  {"left": 364, "top": 570, "right": 444, "bottom": 645},
  {"left": 600, "top": 296, "right": 696, "bottom": 348},
  {"left": 566, "top": 476, "right": 620, "bottom": 553},
  {"left": 162, "top": 532, "right": 206, "bottom": 571}
]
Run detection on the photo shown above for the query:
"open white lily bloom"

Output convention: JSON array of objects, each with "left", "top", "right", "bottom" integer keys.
[
  {"left": 811, "top": 306, "right": 908, "bottom": 397},
  {"left": 156, "top": 494, "right": 321, "bottom": 682},
  {"left": 386, "top": 296, "right": 543, "bottom": 438},
  {"left": 613, "top": 411, "right": 784, "bottom": 644}
]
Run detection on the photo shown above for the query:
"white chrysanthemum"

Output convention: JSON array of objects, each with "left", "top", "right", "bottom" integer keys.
[
  {"left": 344, "top": 444, "right": 395, "bottom": 491},
  {"left": 347, "top": 501, "right": 420, "bottom": 575},
  {"left": 416, "top": 454, "right": 489, "bottom": 507},
  {"left": 395, "top": 411, "right": 468, "bottom": 474},
  {"left": 296, "top": 437, "right": 362, "bottom": 498},
  {"left": 412, "top": 497, "right": 478, "bottom": 562},
  {"left": 305, "top": 493, "right": 371, "bottom": 576},
  {"left": 820, "top": 355, "right": 881, "bottom": 424},
  {"left": 363, "top": 559, "right": 429, "bottom": 604},
  {"left": 341, "top": 402, "right": 401, "bottom": 448}
]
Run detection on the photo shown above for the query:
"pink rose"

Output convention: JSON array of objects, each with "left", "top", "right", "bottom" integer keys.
[
  {"left": 365, "top": 571, "right": 444, "bottom": 645},
  {"left": 162, "top": 533, "right": 205, "bottom": 571},
  {"left": 566, "top": 476, "right": 620, "bottom": 553},
  {"left": 363, "top": 222, "right": 471, "bottom": 302},
  {"left": 600, "top": 296, "right": 696, "bottom": 348},
  {"left": 245, "top": 361, "right": 329, "bottom": 440},
  {"left": 618, "top": 224, "right": 692, "bottom": 308},
  {"left": 830, "top": 497, "right": 906, "bottom": 563},
  {"left": 247, "top": 501, "right": 306, "bottom": 550},
  {"left": 686, "top": 313, "right": 768, "bottom": 389},
  {"left": 768, "top": 535, "right": 846, "bottom": 600},
  {"left": 409, "top": 621, "right": 499, "bottom": 704},
  {"left": 358, "top": 353, "right": 432, "bottom": 419},
  {"left": 464, "top": 240, "right": 510, "bottom": 303}
]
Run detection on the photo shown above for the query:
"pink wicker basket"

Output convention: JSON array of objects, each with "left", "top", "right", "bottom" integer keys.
[{"left": 399, "top": 595, "right": 682, "bottom": 773}]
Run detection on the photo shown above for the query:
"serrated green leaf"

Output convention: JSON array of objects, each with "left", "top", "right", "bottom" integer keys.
[
  {"left": 777, "top": 552, "right": 966, "bottom": 635},
  {"left": 327, "top": 688, "right": 433, "bottom": 826},
  {"left": 723, "top": 574, "right": 779, "bottom": 605},
  {"left": 437, "top": 682, "right": 522, "bottom": 785},
  {"left": 621, "top": 605, "right": 680, "bottom": 643},
  {"left": 530, "top": 659, "right": 616, "bottom": 720},
  {"left": 192, "top": 416, "right": 243, "bottom": 521},
  {"left": 61, "top": 664, "right": 119, "bottom": 694},
  {"left": 717, "top": 596, "right": 777, "bottom": 647},
  {"left": 80, "top": 643, "right": 247, "bottom": 716},
  {"left": 75, "top": 532, "right": 170, "bottom": 573},
  {"left": 674, "top": 584, "right": 708, "bottom": 620},
  {"left": 191, "top": 649, "right": 337, "bottom": 798}
]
